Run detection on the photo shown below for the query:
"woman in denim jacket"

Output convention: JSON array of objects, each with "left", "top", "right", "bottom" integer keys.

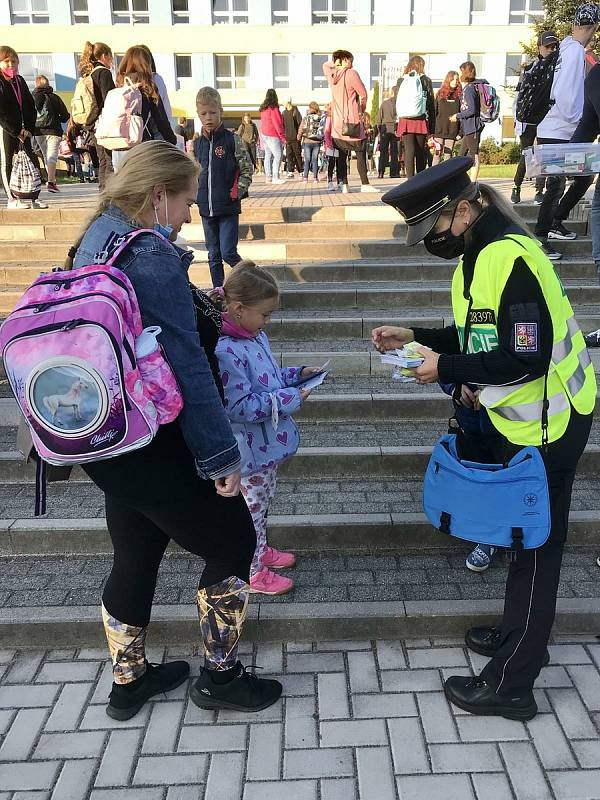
[{"left": 69, "top": 141, "right": 281, "bottom": 721}]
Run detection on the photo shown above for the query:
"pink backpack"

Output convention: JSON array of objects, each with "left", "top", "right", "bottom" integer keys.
[
  {"left": 0, "top": 230, "right": 183, "bottom": 478},
  {"left": 94, "top": 78, "right": 147, "bottom": 150}
]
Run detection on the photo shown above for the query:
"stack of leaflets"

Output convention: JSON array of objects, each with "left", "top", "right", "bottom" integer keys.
[
  {"left": 380, "top": 343, "right": 425, "bottom": 382},
  {"left": 296, "top": 360, "right": 330, "bottom": 391}
]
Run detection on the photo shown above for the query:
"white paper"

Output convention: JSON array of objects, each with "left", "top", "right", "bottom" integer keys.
[{"left": 298, "top": 370, "right": 330, "bottom": 391}]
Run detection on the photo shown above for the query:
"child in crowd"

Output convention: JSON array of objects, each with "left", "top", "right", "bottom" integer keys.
[
  {"left": 323, "top": 103, "right": 341, "bottom": 192},
  {"left": 215, "top": 262, "right": 322, "bottom": 595},
  {"left": 194, "top": 86, "right": 253, "bottom": 288}
]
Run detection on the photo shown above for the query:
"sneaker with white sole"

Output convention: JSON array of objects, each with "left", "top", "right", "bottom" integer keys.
[
  {"left": 466, "top": 544, "right": 496, "bottom": 572},
  {"left": 327, "top": 181, "right": 336, "bottom": 191},
  {"left": 249, "top": 566, "right": 293, "bottom": 595},
  {"left": 340, "top": 183, "right": 349, "bottom": 194},
  {"left": 46, "top": 182, "right": 59, "bottom": 193},
  {"left": 360, "top": 184, "right": 379, "bottom": 193},
  {"left": 534, "top": 191, "right": 544, "bottom": 205},
  {"left": 548, "top": 222, "right": 577, "bottom": 240},
  {"left": 271, "top": 178, "right": 286, "bottom": 185},
  {"left": 584, "top": 328, "right": 600, "bottom": 348},
  {"left": 261, "top": 546, "right": 296, "bottom": 569},
  {"left": 538, "top": 239, "right": 562, "bottom": 261},
  {"left": 6, "top": 198, "right": 30, "bottom": 209},
  {"left": 30, "top": 199, "right": 49, "bottom": 209}
]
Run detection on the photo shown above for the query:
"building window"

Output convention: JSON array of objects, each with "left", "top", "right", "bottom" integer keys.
[
  {"left": 370, "top": 53, "right": 385, "bottom": 89},
  {"left": 312, "top": 53, "right": 329, "bottom": 89},
  {"left": 111, "top": 0, "right": 149, "bottom": 24},
  {"left": 471, "top": 0, "right": 487, "bottom": 12},
  {"left": 272, "top": 0, "right": 288, "bottom": 24},
  {"left": 505, "top": 53, "right": 524, "bottom": 87},
  {"left": 71, "top": 0, "right": 89, "bottom": 23},
  {"left": 411, "top": 0, "right": 450, "bottom": 24},
  {"left": 10, "top": 0, "right": 49, "bottom": 24},
  {"left": 172, "top": 0, "right": 189, "bottom": 23},
  {"left": 312, "top": 0, "right": 348, "bottom": 25},
  {"left": 273, "top": 54, "right": 289, "bottom": 89},
  {"left": 509, "top": 0, "right": 543, "bottom": 24},
  {"left": 113, "top": 53, "right": 125, "bottom": 71},
  {"left": 215, "top": 54, "right": 249, "bottom": 89},
  {"left": 468, "top": 53, "right": 484, "bottom": 78},
  {"left": 213, "top": 0, "right": 248, "bottom": 24},
  {"left": 18, "top": 54, "right": 53, "bottom": 88},
  {"left": 175, "top": 54, "right": 192, "bottom": 80}
]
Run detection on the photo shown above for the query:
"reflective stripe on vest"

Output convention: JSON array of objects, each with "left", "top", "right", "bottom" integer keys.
[{"left": 487, "top": 389, "right": 569, "bottom": 422}]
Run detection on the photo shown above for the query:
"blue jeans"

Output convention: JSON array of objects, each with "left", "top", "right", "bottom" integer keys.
[
  {"left": 262, "top": 135, "right": 282, "bottom": 179},
  {"left": 591, "top": 179, "right": 600, "bottom": 283},
  {"left": 303, "top": 142, "right": 320, "bottom": 178},
  {"left": 201, "top": 214, "right": 241, "bottom": 288}
]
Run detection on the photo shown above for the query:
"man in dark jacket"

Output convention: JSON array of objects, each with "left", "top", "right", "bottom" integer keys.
[
  {"left": 283, "top": 100, "right": 303, "bottom": 177},
  {"left": 33, "top": 75, "right": 69, "bottom": 193},
  {"left": 378, "top": 86, "right": 399, "bottom": 178},
  {"left": 194, "top": 86, "right": 253, "bottom": 287}
]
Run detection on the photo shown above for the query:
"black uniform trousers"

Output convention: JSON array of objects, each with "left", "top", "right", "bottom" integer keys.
[
  {"left": 378, "top": 131, "right": 400, "bottom": 177},
  {"left": 456, "top": 407, "right": 592, "bottom": 695}
]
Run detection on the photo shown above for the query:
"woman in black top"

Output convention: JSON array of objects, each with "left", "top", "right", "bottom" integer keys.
[
  {"left": 433, "top": 71, "right": 461, "bottom": 165},
  {"left": 78, "top": 41, "right": 115, "bottom": 189},
  {"left": 0, "top": 45, "right": 46, "bottom": 209}
]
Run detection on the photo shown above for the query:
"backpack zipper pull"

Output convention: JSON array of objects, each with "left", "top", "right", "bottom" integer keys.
[{"left": 61, "top": 319, "right": 81, "bottom": 332}]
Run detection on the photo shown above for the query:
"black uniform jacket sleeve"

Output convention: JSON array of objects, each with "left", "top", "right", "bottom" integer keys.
[{"left": 435, "top": 255, "right": 553, "bottom": 387}]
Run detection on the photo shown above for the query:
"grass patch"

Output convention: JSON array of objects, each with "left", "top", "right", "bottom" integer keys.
[{"left": 478, "top": 164, "right": 519, "bottom": 179}]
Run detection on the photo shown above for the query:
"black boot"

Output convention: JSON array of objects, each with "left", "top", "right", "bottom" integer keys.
[
  {"left": 190, "top": 661, "right": 282, "bottom": 712},
  {"left": 107, "top": 660, "right": 190, "bottom": 720},
  {"left": 465, "top": 626, "right": 550, "bottom": 666},
  {"left": 444, "top": 675, "right": 538, "bottom": 720}
]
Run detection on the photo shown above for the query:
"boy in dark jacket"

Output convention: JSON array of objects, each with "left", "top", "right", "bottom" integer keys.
[{"left": 194, "top": 86, "right": 252, "bottom": 288}]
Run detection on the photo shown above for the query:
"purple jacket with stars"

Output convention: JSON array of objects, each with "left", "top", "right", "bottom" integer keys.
[{"left": 215, "top": 318, "right": 303, "bottom": 476}]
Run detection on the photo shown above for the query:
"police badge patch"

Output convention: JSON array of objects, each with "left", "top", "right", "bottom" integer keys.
[{"left": 514, "top": 322, "right": 538, "bottom": 352}]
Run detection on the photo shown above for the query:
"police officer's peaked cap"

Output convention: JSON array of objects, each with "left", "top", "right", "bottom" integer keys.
[{"left": 382, "top": 156, "right": 478, "bottom": 246}]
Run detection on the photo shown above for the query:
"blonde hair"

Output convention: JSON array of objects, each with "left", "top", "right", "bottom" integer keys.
[
  {"left": 223, "top": 261, "right": 279, "bottom": 306},
  {"left": 308, "top": 101, "right": 320, "bottom": 113},
  {"left": 65, "top": 141, "right": 199, "bottom": 269},
  {"left": 196, "top": 86, "right": 222, "bottom": 108}
]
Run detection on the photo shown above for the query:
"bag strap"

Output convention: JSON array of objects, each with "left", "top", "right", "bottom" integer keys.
[{"left": 66, "top": 227, "right": 171, "bottom": 270}]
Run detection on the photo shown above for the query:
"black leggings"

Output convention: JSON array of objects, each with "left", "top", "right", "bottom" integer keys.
[
  {"left": 84, "top": 423, "right": 256, "bottom": 628},
  {"left": 333, "top": 137, "right": 369, "bottom": 185},
  {"left": 401, "top": 133, "right": 426, "bottom": 178}
]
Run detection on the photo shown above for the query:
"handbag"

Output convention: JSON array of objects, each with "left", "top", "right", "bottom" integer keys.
[
  {"left": 335, "top": 71, "right": 362, "bottom": 139},
  {"left": 422, "top": 270, "right": 551, "bottom": 551}
]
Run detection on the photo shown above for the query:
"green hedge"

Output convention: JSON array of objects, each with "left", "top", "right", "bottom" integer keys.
[{"left": 478, "top": 136, "right": 521, "bottom": 165}]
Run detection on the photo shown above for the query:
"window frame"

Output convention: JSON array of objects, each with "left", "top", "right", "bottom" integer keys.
[
  {"left": 111, "top": 0, "right": 150, "bottom": 25},
  {"left": 212, "top": 0, "right": 249, "bottom": 25},
  {"left": 273, "top": 53, "right": 290, "bottom": 89},
  {"left": 505, "top": 52, "right": 524, "bottom": 87},
  {"left": 70, "top": 0, "right": 89, "bottom": 24},
  {"left": 9, "top": 0, "right": 49, "bottom": 24},
  {"left": 214, "top": 53, "right": 249, "bottom": 90},
  {"left": 311, "top": 52, "right": 329, "bottom": 90},
  {"left": 172, "top": 0, "right": 189, "bottom": 24},
  {"left": 509, "top": 0, "right": 543, "bottom": 24},
  {"left": 175, "top": 53, "right": 192, "bottom": 80},
  {"left": 312, "top": 0, "right": 348, "bottom": 25},
  {"left": 272, "top": 0, "right": 288, "bottom": 24}
]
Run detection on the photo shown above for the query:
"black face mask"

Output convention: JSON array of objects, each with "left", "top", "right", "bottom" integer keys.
[{"left": 424, "top": 207, "right": 466, "bottom": 260}]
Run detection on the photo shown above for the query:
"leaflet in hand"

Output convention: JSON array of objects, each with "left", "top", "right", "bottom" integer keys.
[
  {"left": 297, "top": 361, "right": 330, "bottom": 391},
  {"left": 380, "top": 344, "right": 425, "bottom": 383}
]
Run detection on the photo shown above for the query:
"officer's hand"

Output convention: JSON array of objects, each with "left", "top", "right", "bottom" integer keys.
[
  {"left": 460, "top": 385, "right": 477, "bottom": 408},
  {"left": 215, "top": 471, "right": 241, "bottom": 497},
  {"left": 371, "top": 325, "right": 414, "bottom": 353},
  {"left": 411, "top": 347, "right": 440, "bottom": 384}
]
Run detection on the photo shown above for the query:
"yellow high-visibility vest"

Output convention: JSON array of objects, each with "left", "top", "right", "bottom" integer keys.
[{"left": 451, "top": 233, "right": 596, "bottom": 445}]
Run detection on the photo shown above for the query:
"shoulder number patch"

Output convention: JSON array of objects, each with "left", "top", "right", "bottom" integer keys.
[{"left": 515, "top": 322, "right": 538, "bottom": 352}]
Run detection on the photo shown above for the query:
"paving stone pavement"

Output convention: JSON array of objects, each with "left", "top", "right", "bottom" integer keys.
[{"left": 1, "top": 638, "right": 600, "bottom": 799}]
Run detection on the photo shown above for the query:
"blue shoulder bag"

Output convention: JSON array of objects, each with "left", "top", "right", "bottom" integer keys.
[{"left": 422, "top": 287, "right": 551, "bottom": 551}]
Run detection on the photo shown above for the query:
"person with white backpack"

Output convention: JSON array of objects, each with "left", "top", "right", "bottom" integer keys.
[
  {"left": 2, "top": 141, "right": 282, "bottom": 720},
  {"left": 395, "top": 56, "right": 436, "bottom": 179},
  {"left": 95, "top": 45, "right": 175, "bottom": 166}
]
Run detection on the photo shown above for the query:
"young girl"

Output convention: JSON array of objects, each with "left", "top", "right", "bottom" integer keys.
[{"left": 216, "top": 262, "right": 321, "bottom": 595}]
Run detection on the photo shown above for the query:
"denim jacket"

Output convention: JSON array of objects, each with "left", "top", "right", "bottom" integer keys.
[
  {"left": 72, "top": 205, "right": 240, "bottom": 479},
  {"left": 215, "top": 328, "right": 303, "bottom": 476}
]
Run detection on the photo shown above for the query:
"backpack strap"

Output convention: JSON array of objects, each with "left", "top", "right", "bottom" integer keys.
[{"left": 103, "top": 228, "right": 171, "bottom": 267}]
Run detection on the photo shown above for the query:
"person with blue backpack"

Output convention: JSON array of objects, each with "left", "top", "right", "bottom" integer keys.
[
  {"left": 373, "top": 157, "right": 595, "bottom": 721},
  {"left": 451, "top": 62, "right": 485, "bottom": 181},
  {"left": 5, "top": 141, "right": 282, "bottom": 721}
]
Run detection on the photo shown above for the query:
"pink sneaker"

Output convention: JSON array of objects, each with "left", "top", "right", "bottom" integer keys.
[
  {"left": 249, "top": 567, "right": 294, "bottom": 595},
  {"left": 261, "top": 546, "right": 296, "bottom": 569}
]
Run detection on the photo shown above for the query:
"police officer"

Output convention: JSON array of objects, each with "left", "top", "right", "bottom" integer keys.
[{"left": 373, "top": 157, "right": 595, "bottom": 720}]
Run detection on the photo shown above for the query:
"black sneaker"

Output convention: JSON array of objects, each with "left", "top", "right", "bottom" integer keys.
[
  {"left": 510, "top": 186, "right": 521, "bottom": 204},
  {"left": 534, "top": 191, "right": 544, "bottom": 205},
  {"left": 106, "top": 660, "right": 190, "bottom": 721},
  {"left": 190, "top": 661, "right": 282, "bottom": 712},
  {"left": 584, "top": 328, "right": 600, "bottom": 348},
  {"left": 465, "top": 626, "right": 550, "bottom": 666},
  {"left": 444, "top": 675, "right": 538, "bottom": 720},
  {"left": 538, "top": 239, "right": 562, "bottom": 261},
  {"left": 548, "top": 221, "right": 577, "bottom": 240}
]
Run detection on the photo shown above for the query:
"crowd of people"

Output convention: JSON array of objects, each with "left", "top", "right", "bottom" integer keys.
[{"left": 1, "top": 4, "right": 600, "bottom": 726}]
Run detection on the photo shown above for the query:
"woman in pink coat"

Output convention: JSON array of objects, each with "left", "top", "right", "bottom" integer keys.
[
  {"left": 323, "top": 49, "right": 376, "bottom": 192},
  {"left": 259, "top": 89, "right": 286, "bottom": 184}
]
